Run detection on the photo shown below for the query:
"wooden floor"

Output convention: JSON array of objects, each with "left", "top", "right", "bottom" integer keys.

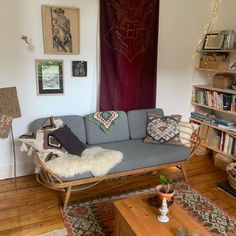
[{"left": 0, "top": 155, "right": 235, "bottom": 236}]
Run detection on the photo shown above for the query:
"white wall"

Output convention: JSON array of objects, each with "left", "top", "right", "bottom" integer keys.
[{"left": 1, "top": 0, "right": 236, "bottom": 179}]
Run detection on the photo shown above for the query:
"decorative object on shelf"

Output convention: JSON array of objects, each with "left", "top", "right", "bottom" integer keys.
[
  {"left": 202, "top": 32, "right": 225, "bottom": 50},
  {"left": 221, "top": 30, "right": 236, "bottom": 49},
  {"left": 157, "top": 198, "right": 169, "bottom": 223},
  {"left": 42, "top": 5, "right": 80, "bottom": 55},
  {"left": 21, "top": 35, "right": 35, "bottom": 52},
  {"left": 212, "top": 73, "right": 234, "bottom": 89},
  {"left": 232, "top": 80, "right": 236, "bottom": 90},
  {"left": 35, "top": 59, "right": 64, "bottom": 95},
  {"left": 72, "top": 61, "right": 87, "bottom": 77},
  {"left": 156, "top": 175, "right": 175, "bottom": 202}
]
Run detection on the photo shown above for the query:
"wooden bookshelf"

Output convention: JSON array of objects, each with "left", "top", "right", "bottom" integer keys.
[{"left": 192, "top": 46, "right": 236, "bottom": 163}]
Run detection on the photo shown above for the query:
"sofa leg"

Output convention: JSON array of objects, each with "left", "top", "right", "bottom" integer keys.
[
  {"left": 63, "top": 186, "right": 72, "bottom": 210},
  {"left": 180, "top": 165, "right": 188, "bottom": 183}
]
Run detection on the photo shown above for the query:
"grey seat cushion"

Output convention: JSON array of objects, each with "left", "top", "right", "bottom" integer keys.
[
  {"left": 127, "top": 108, "right": 164, "bottom": 139},
  {"left": 84, "top": 111, "right": 129, "bottom": 145},
  {"left": 62, "top": 139, "right": 190, "bottom": 181},
  {"left": 30, "top": 115, "right": 86, "bottom": 144}
]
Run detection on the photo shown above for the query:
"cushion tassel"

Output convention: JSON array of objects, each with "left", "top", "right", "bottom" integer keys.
[
  {"left": 20, "top": 143, "right": 28, "bottom": 152},
  {"left": 27, "top": 147, "right": 33, "bottom": 156}
]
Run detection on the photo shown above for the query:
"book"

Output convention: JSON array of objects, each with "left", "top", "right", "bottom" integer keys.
[
  {"left": 216, "top": 119, "right": 234, "bottom": 127},
  {"left": 223, "top": 94, "right": 232, "bottom": 111}
]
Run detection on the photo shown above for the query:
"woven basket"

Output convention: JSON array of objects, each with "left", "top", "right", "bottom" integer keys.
[
  {"left": 226, "top": 163, "right": 236, "bottom": 190},
  {"left": 214, "top": 153, "right": 233, "bottom": 171}
]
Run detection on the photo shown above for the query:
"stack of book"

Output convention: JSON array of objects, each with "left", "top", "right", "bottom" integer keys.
[
  {"left": 220, "top": 132, "right": 236, "bottom": 156},
  {"left": 190, "top": 111, "right": 208, "bottom": 121},
  {"left": 216, "top": 119, "right": 235, "bottom": 128}
]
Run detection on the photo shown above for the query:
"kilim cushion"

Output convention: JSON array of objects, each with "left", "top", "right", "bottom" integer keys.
[
  {"left": 19, "top": 117, "right": 67, "bottom": 156},
  {"left": 88, "top": 111, "right": 122, "bottom": 133},
  {"left": 144, "top": 112, "right": 182, "bottom": 145}
]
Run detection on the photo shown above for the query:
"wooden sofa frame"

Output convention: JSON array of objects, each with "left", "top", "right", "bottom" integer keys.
[{"left": 34, "top": 134, "right": 201, "bottom": 210}]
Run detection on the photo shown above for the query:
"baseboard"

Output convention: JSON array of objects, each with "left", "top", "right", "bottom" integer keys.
[{"left": 0, "top": 162, "right": 35, "bottom": 180}]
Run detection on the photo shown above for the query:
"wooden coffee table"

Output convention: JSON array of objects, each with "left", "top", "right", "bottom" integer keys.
[{"left": 114, "top": 194, "right": 211, "bottom": 236}]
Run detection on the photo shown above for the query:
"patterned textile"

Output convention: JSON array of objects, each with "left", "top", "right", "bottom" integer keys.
[
  {"left": 61, "top": 183, "right": 236, "bottom": 236},
  {"left": 19, "top": 117, "right": 67, "bottom": 156},
  {"left": 144, "top": 112, "right": 182, "bottom": 145},
  {"left": 88, "top": 111, "right": 121, "bottom": 133},
  {"left": 174, "top": 182, "right": 236, "bottom": 236},
  {"left": 178, "top": 121, "right": 199, "bottom": 147}
]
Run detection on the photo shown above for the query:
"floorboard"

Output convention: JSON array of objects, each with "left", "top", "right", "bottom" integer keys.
[{"left": 0, "top": 154, "right": 235, "bottom": 235}]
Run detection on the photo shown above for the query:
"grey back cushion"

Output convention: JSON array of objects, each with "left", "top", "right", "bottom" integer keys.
[
  {"left": 30, "top": 115, "right": 86, "bottom": 143},
  {"left": 84, "top": 111, "right": 129, "bottom": 145},
  {"left": 127, "top": 108, "right": 164, "bottom": 139}
]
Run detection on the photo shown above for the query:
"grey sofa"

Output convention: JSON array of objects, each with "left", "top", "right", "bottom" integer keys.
[{"left": 31, "top": 108, "right": 200, "bottom": 209}]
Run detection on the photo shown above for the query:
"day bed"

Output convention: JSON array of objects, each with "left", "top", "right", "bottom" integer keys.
[{"left": 30, "top": 108, "right": 200, "bottom": 209}]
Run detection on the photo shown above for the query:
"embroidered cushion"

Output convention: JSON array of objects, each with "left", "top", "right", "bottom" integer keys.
[
  {"left": 50, "top": 125, "right": 87, "bottom": 156},
  {"left": 178, "top": 121, "right": 199, "bottom": 147},
  {"left": 19, "top": 117, "right": 67, "bottom": 155},
  {"left": 88, "top": 111, "right": 122, "bottom": 133},
  {"left": 144, "top": 113, "right": 182, "bottom": 145}
]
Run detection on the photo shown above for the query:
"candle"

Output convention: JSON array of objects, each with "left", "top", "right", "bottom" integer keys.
[{"left": 162, "top": 198, "right": 167, "bottom": 207}]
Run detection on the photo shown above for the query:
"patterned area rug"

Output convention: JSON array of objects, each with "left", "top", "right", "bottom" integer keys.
[{"left": 61, "top": 183, "right": 236, "bottom": 236}]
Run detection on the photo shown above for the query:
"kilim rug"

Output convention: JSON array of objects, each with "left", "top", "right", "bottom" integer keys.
[{"left": 61, "top": 182, "right": 236, "bottom": 236}]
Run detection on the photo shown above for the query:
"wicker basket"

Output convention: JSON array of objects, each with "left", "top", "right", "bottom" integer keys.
[
  {"left": 226, "top": 163, "right": 236, "bottom": 190},
  {"left": 212, "top": 73, "right": 234, "bottom": 89},
  {"left": 214, "top": 153, "right": 233, "bottom": 171}
]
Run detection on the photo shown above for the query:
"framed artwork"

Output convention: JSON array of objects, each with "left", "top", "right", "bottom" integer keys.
[
  {"left": 42, "top": 5, "right": 80, "bottom": 54},
  {"left": 72, "top": 61, "right": 87, "bottom": 77},
  {"left": 202, "top": 33, "right": 224, "bottom": 50},
  {"left": 35, "top": 59, "right": 64, "bottom": 95}
]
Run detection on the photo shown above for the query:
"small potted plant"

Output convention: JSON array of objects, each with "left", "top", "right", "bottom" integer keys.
[{"left": 156, "top": 175, "right": 175, "bottom": 202}]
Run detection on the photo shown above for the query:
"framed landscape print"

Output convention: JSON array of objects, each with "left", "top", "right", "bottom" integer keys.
[
  {"left": 42, "top": 5, "right": 80, "bottom": 54},
  {"left": 35, "top": 59, "right": 64, "bottom": 95}
]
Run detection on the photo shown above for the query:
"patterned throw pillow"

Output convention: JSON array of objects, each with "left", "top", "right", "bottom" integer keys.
[
  {"left": 178, "top": 121, "right": 199, "bottom": 147},
  {"left": 144, "top": 113, "right": 182, "bottom": 145},
  {"left": 19, "top": 117, "right": 67, "bottom": 156}
]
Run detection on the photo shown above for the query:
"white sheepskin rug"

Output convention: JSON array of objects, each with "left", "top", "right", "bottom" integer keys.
[{"left": 41, "top": 146, "right": 123, "bottom": 178}]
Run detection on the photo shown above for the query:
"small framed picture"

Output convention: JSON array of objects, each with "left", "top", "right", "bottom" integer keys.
[
  {"left": 202, "top": 33, "right": 224, "bottom": 50},
  {"left": 35, "top": 59, "right": 64, "bottom": 95},
  {"left": 72, "top": 61, "right": 87, "bottom": 77},
  {"left": 42, "top": 5, "right": 80, "bottom": 54}
]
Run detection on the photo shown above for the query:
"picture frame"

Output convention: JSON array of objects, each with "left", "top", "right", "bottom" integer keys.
[
  {"left": 202, "top": 33, "right": 224, "bottom": 50},
  {"left": 42, "top": 5, "right": 80, "bottom": 54},
  {"left": 35, "top": 59, "right": 64, "bottom": 95},
  {"left": 72, "top": 61, "right": 87, "bottom": 77}
]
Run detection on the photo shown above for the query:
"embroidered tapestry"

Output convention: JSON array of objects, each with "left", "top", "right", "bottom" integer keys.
[{"left": 99, "top": 0, "right": 159, "bottom": 111}]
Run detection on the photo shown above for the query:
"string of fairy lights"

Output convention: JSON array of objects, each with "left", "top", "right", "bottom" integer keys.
[{"left": 192, "top": 0, "right": 222, "bottom": 82}]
